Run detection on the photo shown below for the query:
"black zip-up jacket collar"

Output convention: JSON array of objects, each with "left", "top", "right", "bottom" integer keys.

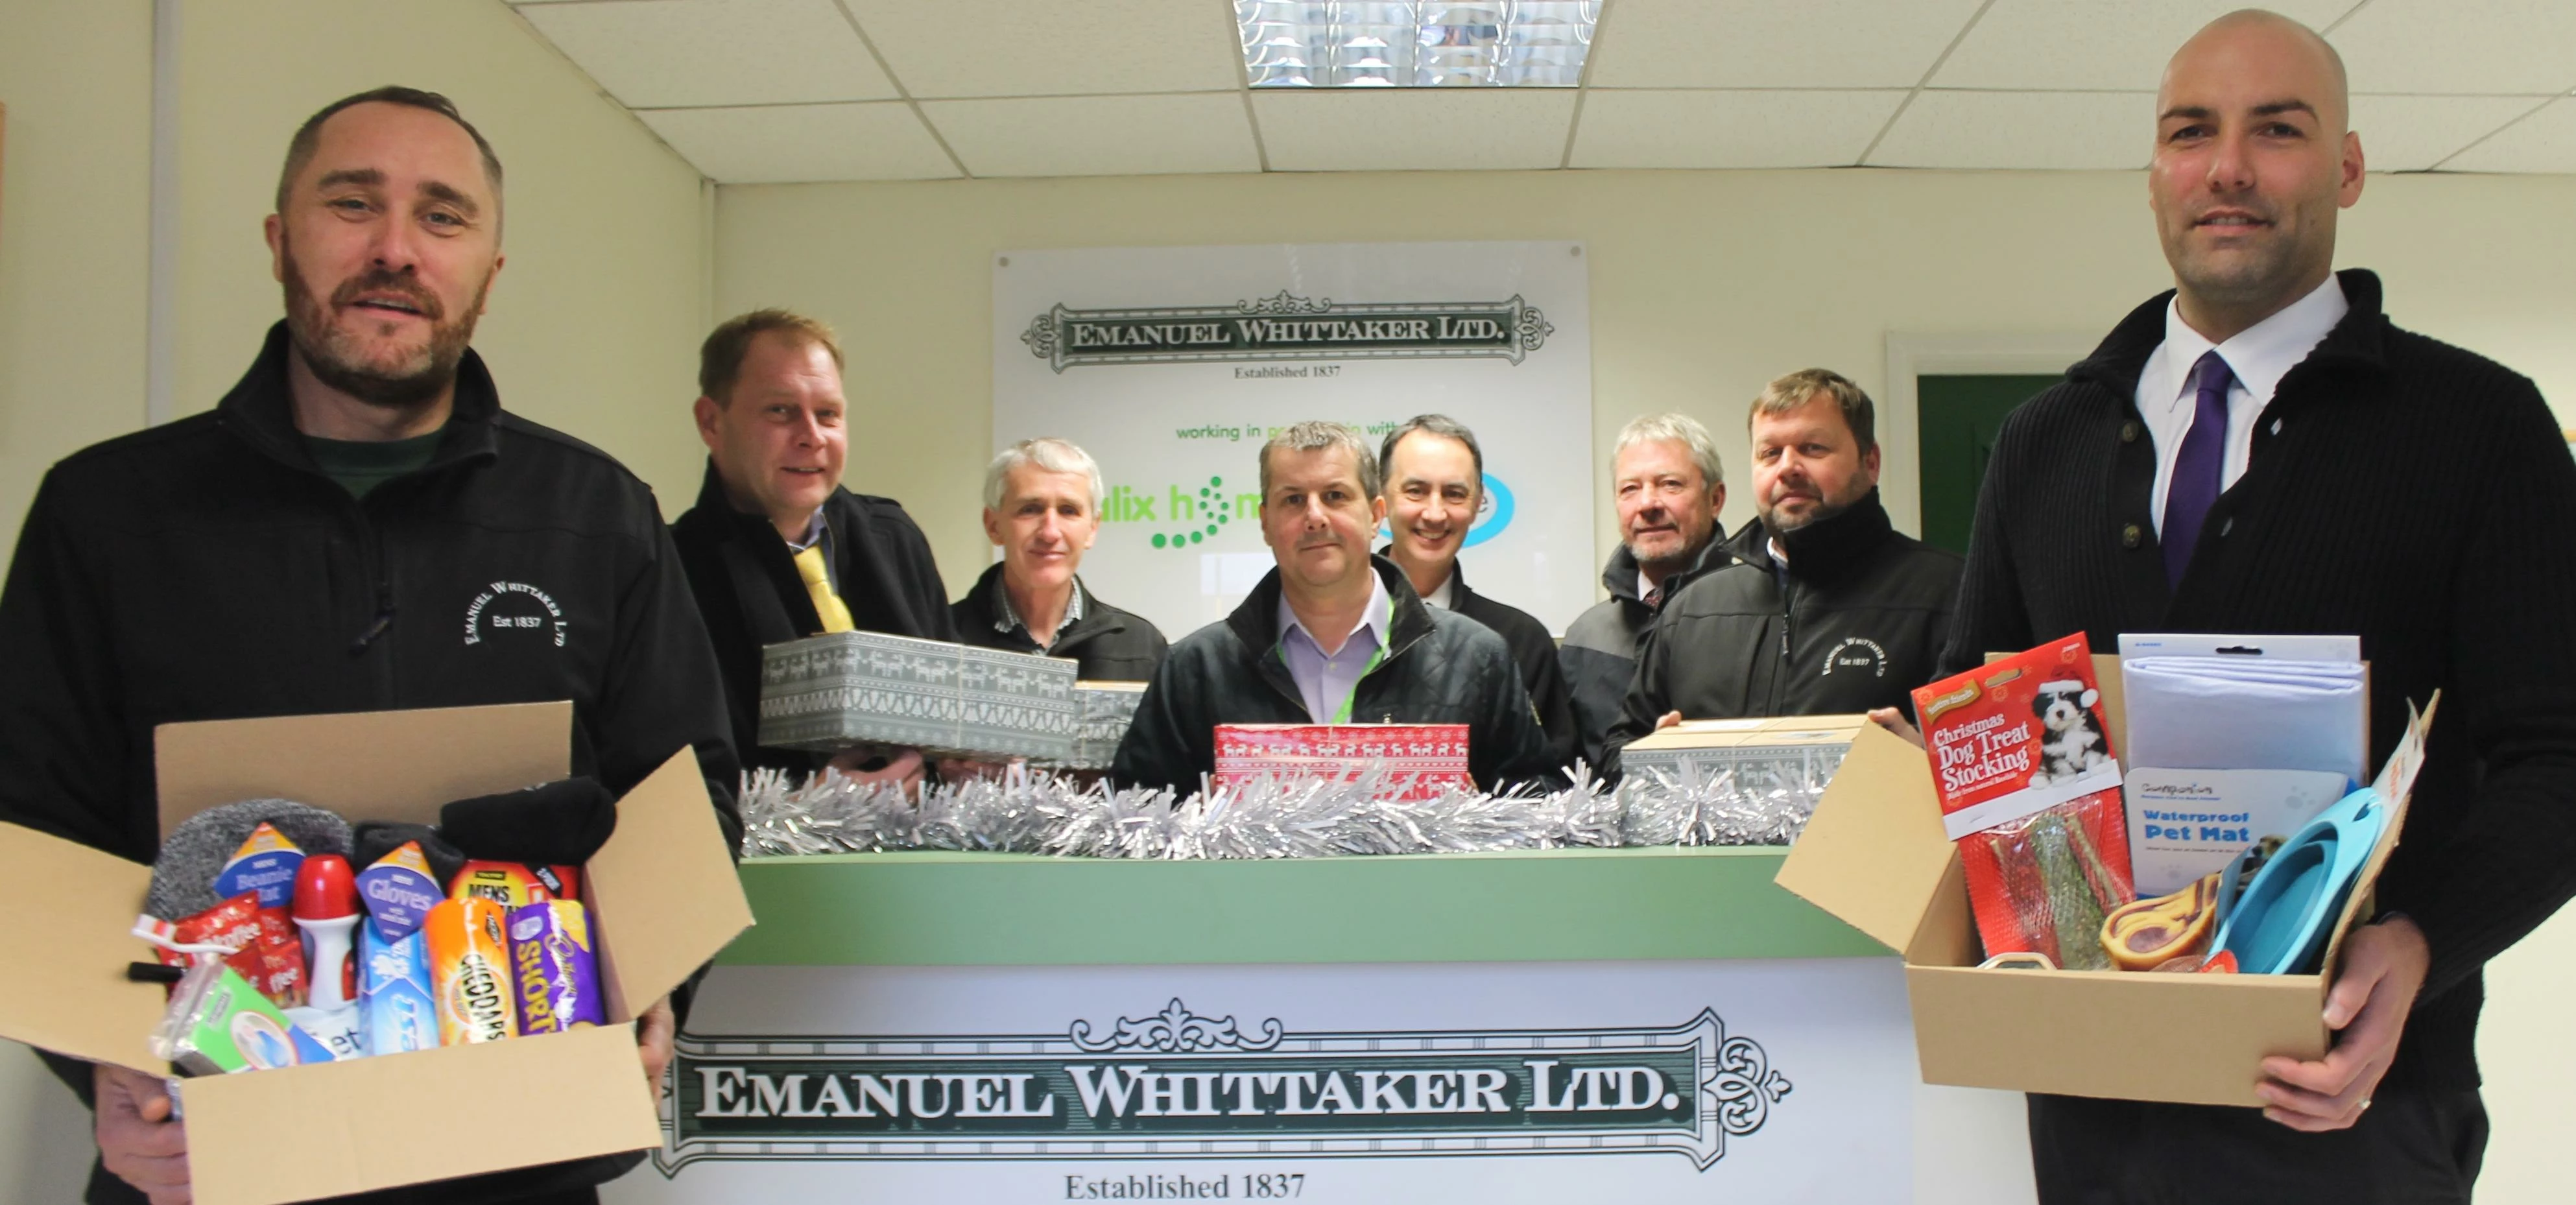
[
  {"left": 1597, "top": 531, "right": 1730, "bottom": 608},
  {"left": 219, "top": 322, "right": 503, "bottom": 482},
  {"left": 1377, "top": 549, "right": 1581, "bottom": 776},
  {"left": 1743, "top": 487, "right": 1902, "bottom": 586},
  {"left": 952, "top": 561, "right": 1169, "bottom": 682},
  {"left": 1225, "top": 555, "right": 1440, "bottom": 704}
]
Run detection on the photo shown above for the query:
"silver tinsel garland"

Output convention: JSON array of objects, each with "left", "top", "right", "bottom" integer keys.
[{"left": 739, "top": 757, "right": 1833, "bottom": 861}]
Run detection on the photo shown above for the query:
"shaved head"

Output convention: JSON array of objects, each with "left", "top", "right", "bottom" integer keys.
[
  {"left": 2149, "top": 7, "right": 2365, "bottom": 341},
  {"left": 2163, "top": 9, "right": 2351, "bottom": 135}
]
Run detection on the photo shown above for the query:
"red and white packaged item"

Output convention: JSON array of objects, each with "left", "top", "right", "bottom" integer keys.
[
  {"left": 1913, "top": 634, "right": 2134, "bottom": 970},
  {"left": 1212, "top": 724, "right": 1471, "bottom": 801}
]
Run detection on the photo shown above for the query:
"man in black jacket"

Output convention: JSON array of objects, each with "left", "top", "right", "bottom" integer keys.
[
  {"left": 1112, "top": 422, "right": 1550, "bottom": 796},
  {"left": 1605, "top": 370, "right": 1959, "bottom": 774},
  {"left": 0, "top": 88, "right": 735, "bottom": 1205},
  {"left": 952, "top": 438, "right": 1167, "bottom": 680},
  {"left": 669, "top": 309, "right": 955, "bottom": 783},
  {"left": 1376, "top": 415, "right": 1576, "bottom": 776},
  {"left": 1558, "top": 413, "right": 1730, "bottom": 774},
  {"left": 1945, "top": 13, "right": 2576, "bottom": 1203}
]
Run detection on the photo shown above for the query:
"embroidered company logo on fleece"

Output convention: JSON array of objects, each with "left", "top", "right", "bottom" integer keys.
[
  {"left": 657, "top": 999, "right": 1791, "bottom": 1174},
  {"left": 1820, "top": 638, "right": 1888, "bottom": 678},
  {"left": 463, "top": 581, "right": 567, "bottom": 647}
]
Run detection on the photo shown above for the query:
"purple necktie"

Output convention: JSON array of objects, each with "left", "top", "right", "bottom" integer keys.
[{"left": 2162, "top": 350, "right": 2234, "bottom": 584}]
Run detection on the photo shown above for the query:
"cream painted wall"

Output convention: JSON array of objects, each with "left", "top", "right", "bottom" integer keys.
[
  {"left": 713, "top": 167, "right": 2576, "bottom": 590},
  {"left": 0, "top": 3, "right": 711, "bottom": 1201},
  {"left": 167, "top": 0, "right": 715, "bottom": 509},
  {"left": 717, "top": 165, "right": 2576, "bottom": 1205},
  {"left": 0, "top": 5, "right": 157, "bottom": 1197}
]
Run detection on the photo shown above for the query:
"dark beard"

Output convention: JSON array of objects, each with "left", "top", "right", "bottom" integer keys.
[
  {"left": 1761, "top": 494, "right": 1850, "bottom": 535},
  {"left": 280, "top": 249, "right": 484, "bottom": 409}
]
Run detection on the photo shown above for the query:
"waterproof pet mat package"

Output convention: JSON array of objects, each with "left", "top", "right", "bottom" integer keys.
[
  {"left": 2115, "top": 634, "right": 2368, "bottom": 896},
  {"left": 1913, "top": 634, "right": 2134, "bottom": 970}
]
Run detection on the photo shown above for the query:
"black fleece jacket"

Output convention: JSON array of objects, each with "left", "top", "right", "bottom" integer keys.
[
  {"left": 1378, "top": 551, "right": 1579, "bottom": 778},
  {"left": 1557, "top": 538, "right": 1729, "bottom": 776},
  {"left": 1943, "top": 269, "right": 2576, "bottom": 1094},
  {"left": 1604, "top": 490, "right": 1960, "bottom": 776},
  {"left": 669, "top": 463, "right": 954, "bottom": 772},
  {"left": 951, "top": 562, "right": 1169, "bottom": 682},
  {"left": 0, "top": 322, "right": 739, "bottom": 1204},
  {"left": 1110, "top": 557, "right": 1553, "bottom": 796}
]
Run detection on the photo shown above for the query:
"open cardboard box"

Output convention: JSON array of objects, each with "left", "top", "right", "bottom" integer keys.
[
  {"left": 0, "top": 702, "right": 754, "bottom": 1205},
  {"left": 1776, "top": 655, "right": 2426, "bottom": 1106}
]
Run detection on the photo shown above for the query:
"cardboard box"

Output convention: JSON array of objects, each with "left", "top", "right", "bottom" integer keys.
[
  {"left": 1213, "top": 723, "right": 1472, "bottom": 799},
  {"left": 758, "top": 630, "right": 1079, "bottom": 760},
  {"left": 1051, "top": 680, "right": 1148, "bottom": 770},
  {"left": 0, "top": 702, "right": 754, "bottom": 1205},
  {"left": 1619, "top": 714, "right": 1864, "bottom": 790},
  {"left": 1774, "top": 656, "right": 2426, "bottom": 1106}
]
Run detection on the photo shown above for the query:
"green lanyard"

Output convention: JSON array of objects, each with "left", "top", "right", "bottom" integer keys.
[{"left": 1331, "top": 643, "right": 1390, "bottom": 723}]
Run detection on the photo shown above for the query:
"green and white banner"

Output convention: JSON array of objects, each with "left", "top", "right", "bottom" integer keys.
[
  {"left": 606, "top": 960, "right": 1912, "bottom": 1203},
  {"left": 990, "top": 243, "right": 1595, "bottom": 639}
]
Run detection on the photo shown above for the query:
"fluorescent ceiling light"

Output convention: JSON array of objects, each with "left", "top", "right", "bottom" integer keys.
[{"left": 1241, "top": 1, "right": 1597, "bottom": 88}]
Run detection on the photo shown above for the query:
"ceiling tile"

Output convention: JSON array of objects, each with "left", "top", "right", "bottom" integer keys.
[
  {"left": 1868, "top": 90, "right": 2153, "bottom": 169},
  {"left": 1252, "top": 89, "right": 1579, "bottom": 171},
  {"left": 638, "top": 102, "right": 960, "bottom": 182},
  {"left": 923, "top": 93, "right": 1260, "bottom": 177},
  {"left": 516, "top": 0, "right": 896, "bottom": 108},
  {"left": 2348, "top": 94, "right": 2552, "bottom": 171},
  {"left": 843, "top": 0, "right": 1241, "bottom": 99},
  {"left": 2330, "top": 0, "right": 2576, "bottom": 95},
  {"left": 1933, "top": 0, "right": 2352, "bottom": 92},
  {"left": 1587, "top": 0, "right": 1983, "bottom": 89},
  {"left": 2444, "top": 97, "right": 2576, "bottom": 173},
  {"left": 1571, "top": 89, "right": 1905, "bottom": 168}
]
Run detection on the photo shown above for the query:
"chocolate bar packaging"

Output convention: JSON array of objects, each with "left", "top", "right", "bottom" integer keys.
[
  {"left": 1212, "top": 724, "right": 1472, "bottom": 800},
  {"left": 758, "top": 630, "right": 1079, "bottom": 760},
  {"left": 507, "top": 900, "right": 604, "bottom": 1035}
]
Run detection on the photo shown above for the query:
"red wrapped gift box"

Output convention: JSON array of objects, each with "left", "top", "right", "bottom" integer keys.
[{"left": 1211, "top": 724, "right": 1472, "bottom": 800}]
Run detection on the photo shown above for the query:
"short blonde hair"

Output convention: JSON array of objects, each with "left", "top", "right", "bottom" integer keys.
[
  {"left": 1749, "top": 368, "right": 1876, "bottom": 451},
  {"left": 699, "top": 309, "right": 844, "bottom": 402}
]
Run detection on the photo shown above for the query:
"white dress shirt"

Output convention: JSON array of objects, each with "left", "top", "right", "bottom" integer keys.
[
  {"left": 2137, "top": 275, "right": 2348, "bottom": 535},
  {"left": 1277, "top": 571, "right": 1393, "bottom": 725},
  {"left": 1420, "top": 567, "right": 1457, "bottom": 610}
]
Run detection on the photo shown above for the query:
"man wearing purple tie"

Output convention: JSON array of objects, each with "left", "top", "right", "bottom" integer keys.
[{"left": 1940, "top": 10, "right": 2576, "bottom": 1204}]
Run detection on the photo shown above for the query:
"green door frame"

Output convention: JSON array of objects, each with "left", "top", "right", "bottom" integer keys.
[{"left": 1878, "top": 332, "right": 2099, "bottom": 540}]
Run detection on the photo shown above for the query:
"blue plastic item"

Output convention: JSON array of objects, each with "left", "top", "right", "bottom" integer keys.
[{"left": 2207, "top": 787, "right": 2387, "bottom": 975}]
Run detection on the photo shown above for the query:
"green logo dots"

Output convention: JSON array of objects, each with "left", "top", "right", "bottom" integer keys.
[{"left": 1151, "top": 534, "right": 1167, "bottom": 549}]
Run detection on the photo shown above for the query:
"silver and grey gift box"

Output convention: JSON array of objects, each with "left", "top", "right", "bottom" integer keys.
[
  {"left": 1053, "top": 680, "right": 1148, "bottom": 770},
  {"left": 759, "top": 631, "right": 1080, "bottom": 760}
]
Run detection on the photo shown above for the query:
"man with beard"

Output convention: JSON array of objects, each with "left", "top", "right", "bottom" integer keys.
[
  {"left": 669, "top": 309, "right": 955, "bottom": 789},
  {"left": 1601, "top": 370, "right": 1959, "bottom": 776},
  {"left": 1558, "top": 414, "right": 1731, "bottom": 775},
  {"left": 1944, "top": 12, "right": 2576, "bottom": 1202},
  {"left": 1111, "top": 422, "right": 1550, "bottom": 796},
  {"left": 0, "top": 88, "right": 735, "bottom": 1205},
  {"left": 1375, "top": 415, "right": 1575, "bottom": 777}
]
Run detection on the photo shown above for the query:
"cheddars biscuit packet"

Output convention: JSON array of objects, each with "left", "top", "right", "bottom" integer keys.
[
  {"left": 1913, "top": 634, "right": 2134, "bottom": 970},
  {"left": 424, "top": 897, "right": 517, "bottom": 1044}
]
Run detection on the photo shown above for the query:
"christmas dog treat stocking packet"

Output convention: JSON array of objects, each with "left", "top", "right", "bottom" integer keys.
[{"left": 1913, "top": 634, "right": 2136, "bottom": 970}]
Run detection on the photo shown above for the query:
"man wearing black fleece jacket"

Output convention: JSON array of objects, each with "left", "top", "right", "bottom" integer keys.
[
  {"left": 1604, "top": 370, "right": 1958, "bottom": 777},
  {"left": 0, "top": 89, "right": 736, "bottom": 1205},
  {"left": 1945, "top": 14, "right": 2576, "bottom": 1204}
]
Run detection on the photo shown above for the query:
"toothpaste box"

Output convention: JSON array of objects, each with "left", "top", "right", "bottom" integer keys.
[
  {"left": 757, "top": 630, "right": 1080, "bottom": 760},
  {"left": 359, "top": 925, "right": 437, "bottom": 1056},
  {"left": 0, "top": 702, "right": 754, "bottom": 1205}
]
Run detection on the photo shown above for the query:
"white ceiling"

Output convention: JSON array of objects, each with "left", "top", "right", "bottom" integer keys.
[{"left": 508, "top": 0, "right": 2576, "bottom": 183}]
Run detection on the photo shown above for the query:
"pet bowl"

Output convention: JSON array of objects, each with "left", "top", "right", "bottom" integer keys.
[{"left": 2207, "top": 787, "right": 2385, "bottom": 975}]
